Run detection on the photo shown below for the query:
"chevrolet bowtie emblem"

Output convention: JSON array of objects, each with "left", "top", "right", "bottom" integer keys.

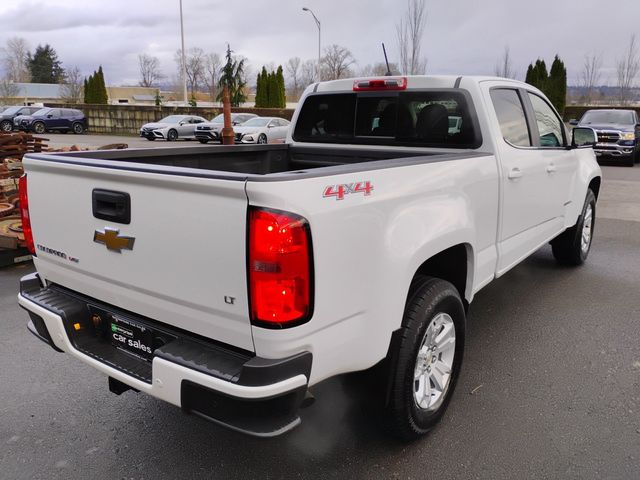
[{"left": 93, "top": 228, "right": 135, "bottom": 253}]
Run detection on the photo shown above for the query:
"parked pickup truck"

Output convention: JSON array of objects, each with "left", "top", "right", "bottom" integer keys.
[
  {"left": 18, "top": 76, "right": 601, "bottom": 440},
  {"left": 570, "top": 109, "right": 640, "bottom": 166}
]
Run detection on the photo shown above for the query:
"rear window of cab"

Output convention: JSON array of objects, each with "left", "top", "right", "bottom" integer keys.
[{"left": 293, "top": 90, "right": 482, "bottom": 148}]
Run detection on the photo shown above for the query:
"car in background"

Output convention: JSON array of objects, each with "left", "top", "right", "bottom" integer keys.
[
  {"left": 139, "top": 115, "right": 207, "bottom": 141},
  {"left": 0, "top": 106, "right": 42, "bottom": 132},
  {"left": 194, "top": 113, "right": 257, "bottom": 144},
  {"left": 233, "top": 117, "right": 290, "bottom": 144},
  {"left": 571, "top": 109, "right": 640, "bottom": 166},
  {"left": 15, "top": 108, "right": 87, "bottom": 134}
]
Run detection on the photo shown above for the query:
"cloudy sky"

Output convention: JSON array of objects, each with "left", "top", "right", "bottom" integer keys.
[{"left": 0, "top": 0, "right": 637, "bottom": 87}]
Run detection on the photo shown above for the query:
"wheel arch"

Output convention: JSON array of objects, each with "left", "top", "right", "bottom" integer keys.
[{"left": 588, "top": 176, "right": 601, "bottom": 200}]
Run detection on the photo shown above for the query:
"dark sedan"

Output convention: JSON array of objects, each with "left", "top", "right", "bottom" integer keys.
[
  {"left": 0, "top": 106, "right": 42, "bottom": 132},
  {"left": 15, "top": 107, "right": 87, "bottom": 134}
]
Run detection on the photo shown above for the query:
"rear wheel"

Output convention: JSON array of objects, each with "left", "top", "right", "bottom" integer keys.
[
  {"left": 33, "top": 122, "right": 45, "bottom": 134},
  {"left": 167, "top": 129, "right": 178, "bottom": 141},
  {"left": 257, "top": 134, "right": 267, "bottom": 144},
  {"left": 72, "top": 122, "right": 84, "bottom": 134},
  {"left": 551, "top": 189, "right": 596, "bottom": 265},
  {"left": 1, "top": 120, "right": 13, "bottom": 132},
  {"left": 384, "top": 276, "right": 465, "bottom": 440}
]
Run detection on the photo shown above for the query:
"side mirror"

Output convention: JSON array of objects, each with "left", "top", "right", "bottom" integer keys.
[
  {"left": 178, "top": 121, "right": 186, "bottom": 126},
  {"left": 267, "top": 124, "right": 274, "bottom": 128},
  {"left": 572, "top": 127, "right": 597, "bottom": 148},
  {"left": 47, "top": 114, "right": 53, "bottom": 118},
  {"left": 569, "top": 119, "right": 578, "bottom": 126}
]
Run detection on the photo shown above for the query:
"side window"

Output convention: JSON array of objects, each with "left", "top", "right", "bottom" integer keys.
[
  {"left": 490, "top": 89, "right": 531, "bottom": 147},
  {"left": 527, "top": 93, "right": 565, "bottom": 147},
  {"left": 50, "top": 109, "right": 61, "bottom": 118}
]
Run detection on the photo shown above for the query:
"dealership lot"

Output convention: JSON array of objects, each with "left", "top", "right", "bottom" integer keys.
[
  {"left": 44, "top": 133, "right": 210, "bottom": 150},
  {"left": 1, "top": 165, "right": 639, "bottom": 479}
]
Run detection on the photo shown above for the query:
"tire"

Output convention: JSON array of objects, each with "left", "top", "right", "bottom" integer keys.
[
  {"left": 551, "top": 189, "right": 596, "bottom": 266},
  {"left": 0, "top": 120, "right": 13, "bottom": 132},
  {"left": 627, "top": 155, "right": 635, "bottom": 167},
  {"left": 166, "top": 129, "right": 178, "bottom": 141},
  {"left": 198, "top": 139, "right": 209, "bottom": 144},
  {"left": 72, "top": 122, "right": 84, "bottom": 134},
  {"left": 146, "top": 137, "right": 155, "bottom": 141},
  {"left": 384, "top": 276, "right": 465, "bottom": 441},
  {"left": 257, "top": 134, "right": 267, "bottom": 144},
  {"left": 33, "top": 122, "right": 45, "bottom": 134}
]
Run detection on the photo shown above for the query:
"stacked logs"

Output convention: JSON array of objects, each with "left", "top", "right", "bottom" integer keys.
[{"left": 0, "top": 132, "right": 48, "bottom": 250}]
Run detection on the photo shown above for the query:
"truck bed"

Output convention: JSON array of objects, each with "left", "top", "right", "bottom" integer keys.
[{"left": 31, "top": 144, "right": 482, "bottom": 179}]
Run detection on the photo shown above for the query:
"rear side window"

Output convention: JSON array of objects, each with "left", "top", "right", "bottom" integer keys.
[
  {"left": 293, "top": 90, "right": 480, "bottom": 148},
  {"left": 490, "top": 89, "right": 531, "bottom": 147}
]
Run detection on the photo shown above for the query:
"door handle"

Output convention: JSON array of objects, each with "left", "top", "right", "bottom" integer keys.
[
  {"left": 546, "top": 163, "right": 557, "bottom": 174},
  {"left": 508, "top": 167, "right": 523, "bottom": 180}
]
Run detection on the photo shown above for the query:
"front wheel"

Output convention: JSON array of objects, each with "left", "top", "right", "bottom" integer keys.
[
  {"left": 167, "top": 129, "right": 178, "bottom": 141},
  {"left": 33, "top": 122, "right": 46, "bottom": 134},
  {"left": 551, "top": 189, "right": 596, "bottom": 265},
  {"left": 0, "top": 120, "right": 12, "bottom": 132},
  {"left": 198, "top": 139, "right": 209, "bottom": 144},
  {"left": 384, "top": 276, "right": 465, "bottom": 440},
  {"left": 146, "top": 136, "right": 155, "bottom": 141},
  {"left": 257, "top": 134, "right": 267, "bottom": 144}
]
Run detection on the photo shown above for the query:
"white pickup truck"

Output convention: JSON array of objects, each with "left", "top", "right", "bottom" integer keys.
[{"left": 18, "top": 76, "right": 601, "bottom": 439}]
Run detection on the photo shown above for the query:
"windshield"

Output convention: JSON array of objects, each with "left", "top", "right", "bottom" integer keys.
[
  {"left": 32, "top": 108, "right": 50, "bottom": 116},
  {"left": 581, "top": 110, "right": 635, "bottom": 125},
  {"left": 210, "top": 114, "right": 224, "bottom": 123},
  {"left": 242, "top": 118, "right": 270, "bottom": 127},
  {"left": 159, "top": 115, "right": 184, "bottom": 124},
  {"left": 2, "top": 106, "right": 21, "bottom": 115}
]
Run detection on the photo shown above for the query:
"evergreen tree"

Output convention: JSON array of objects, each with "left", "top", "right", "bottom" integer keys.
[
  {"left": 268, "top": 72, "right": 277, "bottom": 107},
  {"left": 548, "top": 55, "right": 567, "bottom": 114},
  {"left": 276, "top": 65, "right": 286, "bottom": 108},
  {"left": 28, "top": 44, "right": 65, "bottom": 83},
  {"left": 217, "top": 44, "right": 246, "bottom": 107},
  {"left": 96, "top": 66, "right": 109, "bottom": 104},
  {"left": 83, "top": 78, "right": 89, "bottom": 103}
]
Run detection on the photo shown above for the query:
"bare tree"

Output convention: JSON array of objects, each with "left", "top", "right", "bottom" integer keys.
[
  {"left": 285, "top": 57, "right": 302, "bottom": 99},
  {"left": 175, "top": 47, "right": 206, "bottom": 95},
  {"left": 581, "top": 53, "right": 602, "bottom": 105},
  {"left": 320, "top": 45, "right": 356, "bottom": 80},
  {"left": 0, "top": 78, "right": 20, "bottom": 103},
  {"left": 1, "top": 37, "right": 31, "bottom": 83},
  {"left": 300, "top": 59, "right": 316, "bottom": 88},
  {"left": 60, "top": 66, "right": 83, "bottom": 103},
  {"left": 616, "top": 35, "right": 640, "bottom": 105},
  {"left": 493, "top": 46, "right": 516, "bottom": 79},
  {"left": 138, "top": 54, "right": 162, "bottom": 88},
  {"left": 358, "top": 62, "right": 399, "bottom": 77},
  {"left": 204, "top": 52, "right": 221, "bottom": 102},
  {"left": 396, "top": 0, "right": 428, "bottom": 75}
]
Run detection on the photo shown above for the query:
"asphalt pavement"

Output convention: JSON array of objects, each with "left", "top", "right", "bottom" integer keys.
[{"left": 0, "top": 166, "right": 639, "bottom": 479}]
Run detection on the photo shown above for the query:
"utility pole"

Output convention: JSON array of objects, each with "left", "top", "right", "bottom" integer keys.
[
  {"left": 302, "top": 7, "right": 321, "bottom": 81},
  {"left": 179, "top": 0, "right": 188, "bottom": 105}
]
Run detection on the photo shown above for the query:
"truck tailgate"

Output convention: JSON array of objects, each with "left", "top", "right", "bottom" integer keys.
[{"left": 24, "top": 158, "right": 254, "bottom": 352}]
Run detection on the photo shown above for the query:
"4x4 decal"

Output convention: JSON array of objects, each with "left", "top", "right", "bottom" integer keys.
[{"left": 323, "top": 181, "right": 374, "bottom": 201}]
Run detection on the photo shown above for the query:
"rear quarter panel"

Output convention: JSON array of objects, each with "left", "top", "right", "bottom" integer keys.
[{"left": 247, "top": 154, "right": 499, "bottom": 384}]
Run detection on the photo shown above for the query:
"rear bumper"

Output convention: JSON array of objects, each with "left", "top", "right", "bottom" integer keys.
[{"left": 19, "top": 273, "right": 311, "bottom": 437}]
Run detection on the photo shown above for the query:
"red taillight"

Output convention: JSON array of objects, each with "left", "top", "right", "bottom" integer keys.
[
  {"left": 18, "top": 175, "right": 35, "bottom": 254},
  {"left": 353, "top": 77, "right": 407, "bottom": 91},
  {"left": 248, "top": 207, "right": 313, "bottom": 327}
]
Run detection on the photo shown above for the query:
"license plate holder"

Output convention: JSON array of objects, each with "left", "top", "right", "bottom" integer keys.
[{"left": 110, "top": 315, "right": 153, "bottom": 361}]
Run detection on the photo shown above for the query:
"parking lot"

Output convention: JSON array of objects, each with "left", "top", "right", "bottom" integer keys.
[
  {"left": 1, "top": 165, "right": 639, "bottom": 479},
  {"left": 44, "top": 133, "right": 209, "bottom": 150}
]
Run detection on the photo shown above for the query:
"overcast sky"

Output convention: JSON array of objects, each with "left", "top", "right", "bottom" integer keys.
[{"left": 0, "top": 0, "right": 638, "bottom": 87}]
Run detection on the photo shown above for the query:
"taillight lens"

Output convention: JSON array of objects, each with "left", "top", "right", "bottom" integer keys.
[
  {"left": 18, "top": 174, "right": 35, "bottom": 254},
  {"left": 248, "top": 207, "right": 313, "bottom": 328}
]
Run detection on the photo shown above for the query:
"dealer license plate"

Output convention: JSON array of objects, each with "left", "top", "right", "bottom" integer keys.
[{"left": 110, "top": 316, "right": 153, "bottom": 361}]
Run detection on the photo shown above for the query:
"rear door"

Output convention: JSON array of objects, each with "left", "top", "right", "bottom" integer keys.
[{"left": 25, "top": 158, "right": 254, "bottom": 351}]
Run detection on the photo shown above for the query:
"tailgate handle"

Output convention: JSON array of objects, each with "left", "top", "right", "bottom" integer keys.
[{"left": 92, "top": 189, "right": 131, "bottom": 224}]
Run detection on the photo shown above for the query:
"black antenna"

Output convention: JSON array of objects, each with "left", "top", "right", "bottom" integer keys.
[{"left": 382, "top": 43, "right": 392, "bottom": 76}]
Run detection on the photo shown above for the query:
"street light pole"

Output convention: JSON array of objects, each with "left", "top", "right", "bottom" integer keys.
[
  {"left": 179, "top": 0, "right": 188, "bottom": 106},
  {"left": 302, "top": 7, "right": 321, "bottom": 81}
]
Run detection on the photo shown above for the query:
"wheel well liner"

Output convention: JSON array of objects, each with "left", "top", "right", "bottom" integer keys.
[
  {"left": 411, "top": 244, "right": 469, "bottom": 306},
  {"left": 589, "top": 177, "right": 601, "bottom": 199}
]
